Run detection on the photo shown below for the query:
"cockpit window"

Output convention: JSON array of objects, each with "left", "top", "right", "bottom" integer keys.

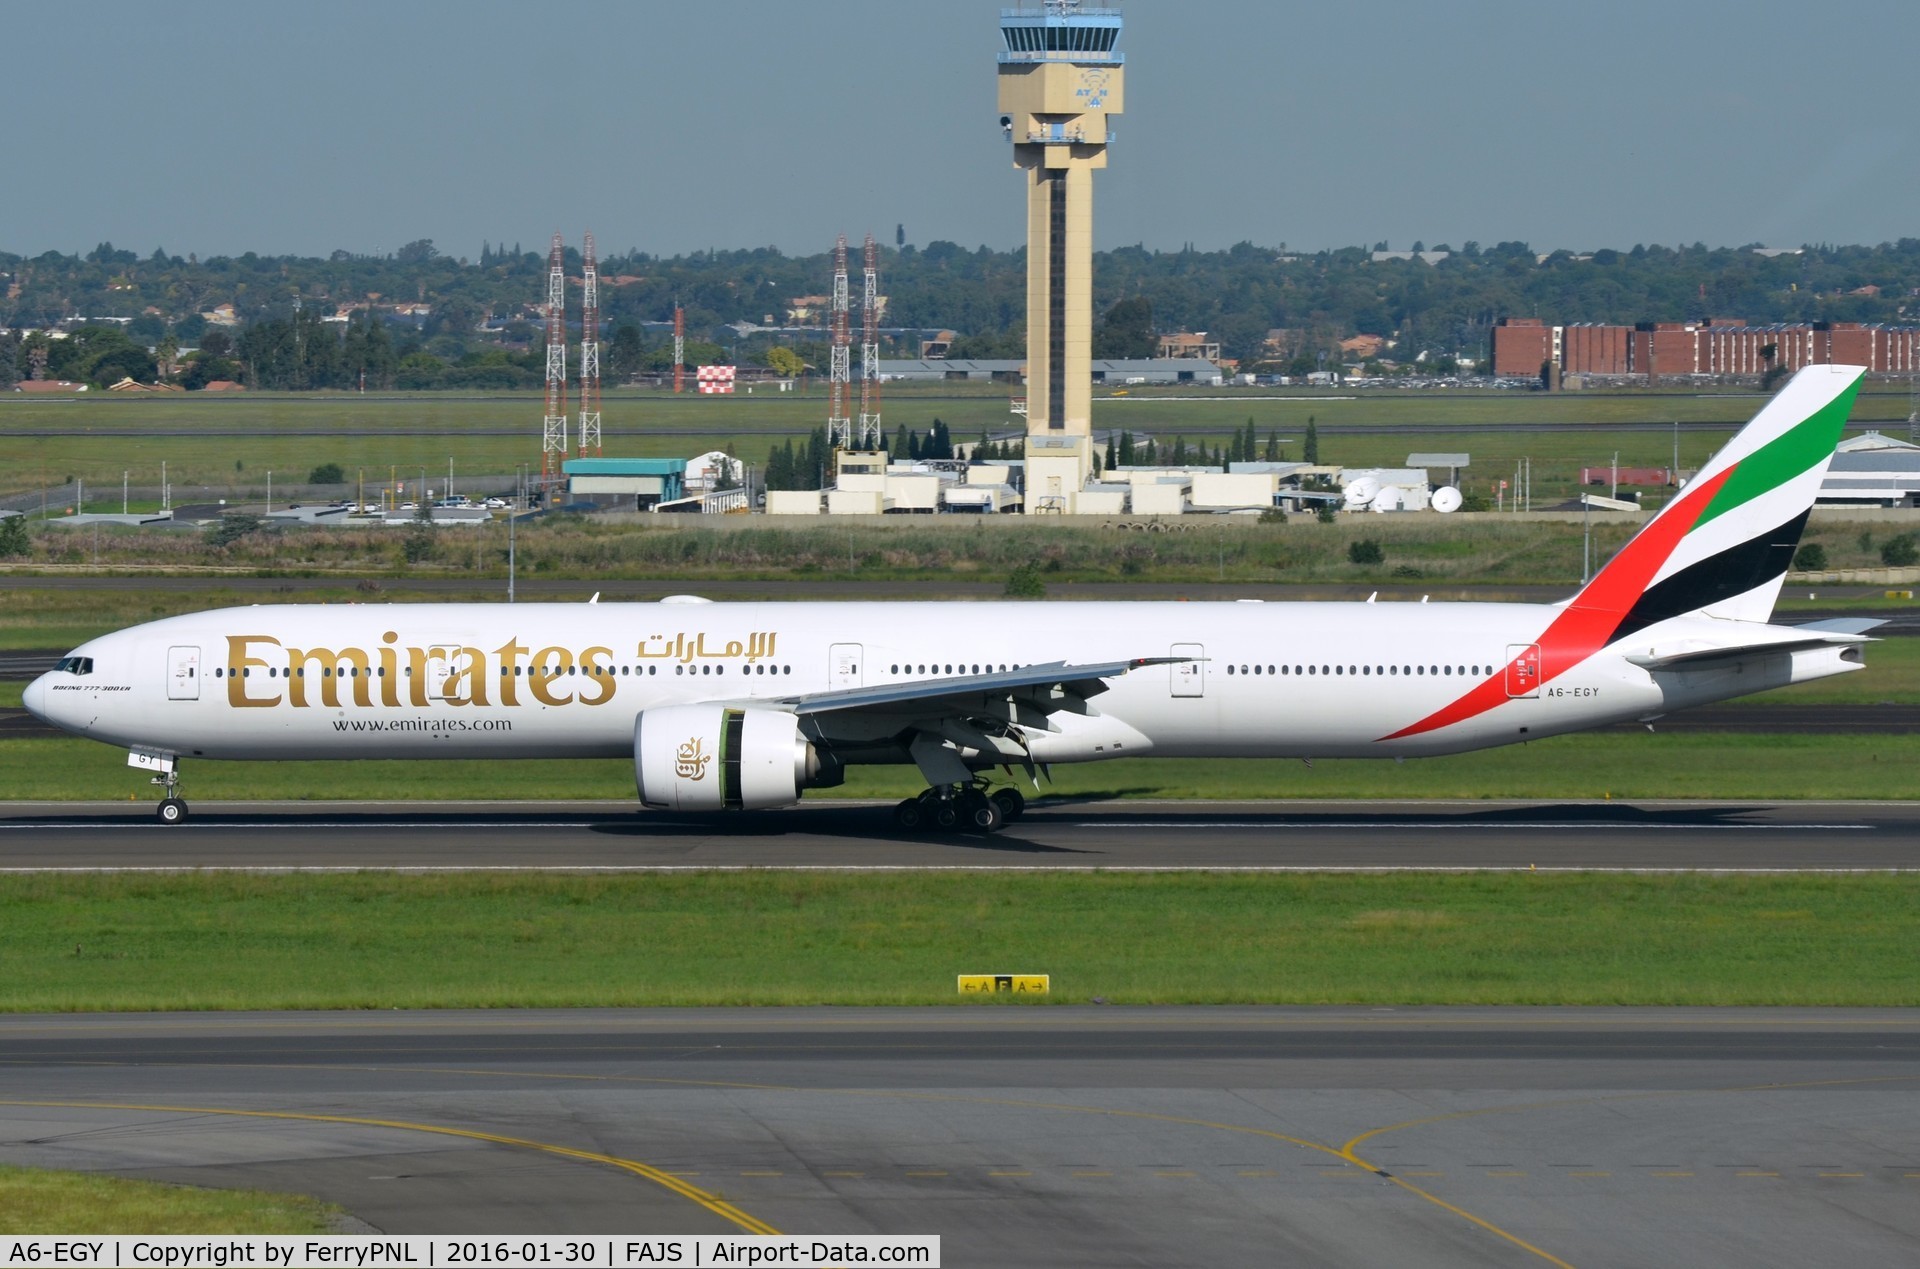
[{"left": 54, "top": 656, "right": 95, "bottom": 676}]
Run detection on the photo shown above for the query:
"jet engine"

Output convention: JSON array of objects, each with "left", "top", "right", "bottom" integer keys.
[{"left": 634, "top": 705, "right": 830, "bottom": 811}]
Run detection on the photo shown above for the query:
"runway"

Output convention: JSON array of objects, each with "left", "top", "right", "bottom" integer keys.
[
  {"left": 2, "top": 1007, "right": 1916, "bottom": 1265},
  {"left": 4, "top": 799, "right": 1920, "bottom": 870}
]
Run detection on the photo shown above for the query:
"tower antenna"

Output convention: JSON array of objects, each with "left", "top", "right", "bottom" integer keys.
[
  {"left": 578, "top": 231, "right": 602, "bottom": 457},
  {"left": 540, "top": 232, "right": 568, "bottom": 488},
  {"left": 673, "top": 304, "right": 686, "bottom": 395},
  {"left": 827, "top": 235, "right": 852, "bottom": 450},
  {"left": 859, "top": 232, "right": 882, "bottom": 448}
]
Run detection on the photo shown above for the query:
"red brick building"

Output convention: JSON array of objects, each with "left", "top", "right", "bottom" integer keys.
[{"left": 1494, "top": 317, "right": 1920, "bottom": 380}]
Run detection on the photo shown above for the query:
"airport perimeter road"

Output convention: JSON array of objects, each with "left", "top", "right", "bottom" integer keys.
[
  {"left": 4, "top": 799, "right": 1920, "bottom": 870},
  {"left": 1, "top": 1008, "right": 1916, "bottom": 1266}
]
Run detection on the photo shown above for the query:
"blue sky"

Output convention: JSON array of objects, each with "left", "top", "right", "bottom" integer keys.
[{"left": 8, "top": 0, "right": 1914, "bottom": 259}]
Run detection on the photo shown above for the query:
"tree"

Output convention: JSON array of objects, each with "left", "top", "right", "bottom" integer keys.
[
  {"left": 765, "top": 442, "right": 794, "bottom": 491},
  {"left": 0, "top": 515, "right": 30, "bottom": 558},
  {"left": 1303, "top": 416, "right": 1319, "bottom": 464},
  {"left": 307, "top": 463, "right": 346, "bottom": 485},
  {"left": 1105, "top": 433, "right": 1118, "bottom": 469},
  {"left": 607, "top": 324, "right": 645, "bottom": 382},
  {"left": 1348, "top": 539, "right": 1384, "bottom": 565},
  {"left": 1792, "top": 543, "right": 1828, "bottom": 571},
  {"left": 1880, "top": 536, "right": 1917, "bottom": 567},
  {"left": 1264, "top": 430, "right": 1280, "bottom": 462},
  {"left": 1094, "top": 296, "right": 1154, "bottom": 359},
  {"left": 765, "top": 346, "right": 804, "bottom": 378},
  {"left": 1118, "top": 430, "right": 1135, "bottom": 466}
]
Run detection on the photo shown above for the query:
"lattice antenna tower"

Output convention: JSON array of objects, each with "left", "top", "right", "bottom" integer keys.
[
  {"left": 673, "top": 304, "right": 686, "bottom": 394},
  {"left": 540, "top": 232, "right": 568, "bottom": 483},
  {"left": 858, "top": 232, "right": 882, "bottom": 447},
  {"left": 577, "top": 231, "right": 602, "bottom": 457},
  {"left": 827, "top": 235, "right": 853, "bottom": 449}
]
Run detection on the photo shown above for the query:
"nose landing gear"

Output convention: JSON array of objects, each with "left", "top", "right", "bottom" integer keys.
[
  {"left": 891, "top": 782, "right": 1025, "bottom": 835},
  {"left": 149, "top": 761, "right": 188, "bottom": 825}
]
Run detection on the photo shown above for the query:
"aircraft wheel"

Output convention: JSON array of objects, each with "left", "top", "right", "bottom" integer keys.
[
  {"left": 932, "top": 801, "right": 962, "bottom": 831},
  {"left": 965, "top": 798, "right": 1004, "bottom": 834},
  {"left": 157, "top": 798, "right": 189, "bottom": 825},
  {"left": 892, "top": 798, "right": 926, "bottom": 831},
  {"left": 990, "top": 788, "right": 1025, "bottom": 822}
]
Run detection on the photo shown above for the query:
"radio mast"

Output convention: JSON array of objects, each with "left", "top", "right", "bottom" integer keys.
[
  {"left": 827, "top": 235, "right": 852, "bottom": 450},
  {"left": 577, "top": 231, "right": 602, "bottom": 457},
  {"left": 540, "top": 232, "right": 568, "bottom": 485},
  {"left": 858, "top": 232, "right": 882, "bottom": 448}
]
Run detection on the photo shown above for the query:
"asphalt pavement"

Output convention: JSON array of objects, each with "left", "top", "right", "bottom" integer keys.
[
  {"left": 2, "top": 1007, "right": 1916, "bottom": 1265},
  {"left": 4, "top": 799, "right": 1920, "bottom": 870}
]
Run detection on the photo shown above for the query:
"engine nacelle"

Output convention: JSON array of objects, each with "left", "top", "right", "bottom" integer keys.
[{"left": 634, "top": 704, "right": 824, "bottom": 811}]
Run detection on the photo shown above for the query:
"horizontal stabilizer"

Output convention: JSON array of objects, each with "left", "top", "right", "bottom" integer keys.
[
  {"left": 1627, "top": 631, "right": 1872, "bottom": 672},
  {"left": 1790, "top": 617, "right": 1888, "bottom": 636}
]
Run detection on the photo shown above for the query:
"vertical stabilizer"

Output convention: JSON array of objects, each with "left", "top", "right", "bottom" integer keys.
[{"left": 1570, "top": 362, "right": 1863, "bottom": 635}]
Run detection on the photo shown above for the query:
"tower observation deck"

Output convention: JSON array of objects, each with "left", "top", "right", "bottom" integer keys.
[{"left": 998, "top": 2, "right": 1123, "bottom": 514}]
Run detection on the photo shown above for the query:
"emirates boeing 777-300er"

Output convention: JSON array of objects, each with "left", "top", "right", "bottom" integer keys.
[{"left": 24, "top": 364, "right": 1881, "bottom": 831}]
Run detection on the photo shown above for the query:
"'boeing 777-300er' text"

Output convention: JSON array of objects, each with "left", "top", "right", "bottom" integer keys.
[{"left": 25, "top": 364, "right": 1880, "bottom": 831}]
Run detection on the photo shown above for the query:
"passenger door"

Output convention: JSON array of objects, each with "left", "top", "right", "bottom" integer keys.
[
  {"left": 166, "top": 646, "right": 200, "bottom": 701},
  {"left": 428, "top": 645, "right": 463, "bottom": 699},
  {"left": 829, "top": 643, "right": 863, "bottom": 690},
  {"left": 1505, "top": 643, "right": 1541, "bottom": 698},
  {"left": 1170, "top": 642, "right": 1204, "bottom": 698}
]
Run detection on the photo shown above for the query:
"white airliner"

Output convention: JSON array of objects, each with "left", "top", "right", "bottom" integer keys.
[{"left": 25, "top": 364, "right": 1879, "bottom": 830}]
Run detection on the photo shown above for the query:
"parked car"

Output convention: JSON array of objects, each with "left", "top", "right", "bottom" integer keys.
[{"left": 483, "top": 497, "right": 509, "bottom": 510}]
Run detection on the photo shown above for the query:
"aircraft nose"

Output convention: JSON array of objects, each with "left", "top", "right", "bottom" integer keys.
[{"left": 22, "top": 674, "right": 50, "bottom": 722}]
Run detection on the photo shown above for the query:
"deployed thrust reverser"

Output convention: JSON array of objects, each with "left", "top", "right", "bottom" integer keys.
[{"left": 634, "top": 704, "right": 834, "bottom": 811}]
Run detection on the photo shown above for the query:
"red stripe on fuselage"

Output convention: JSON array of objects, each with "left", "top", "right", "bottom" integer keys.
[{"left": 1378, "top": 468, "right": 1734, "bottom": 741}]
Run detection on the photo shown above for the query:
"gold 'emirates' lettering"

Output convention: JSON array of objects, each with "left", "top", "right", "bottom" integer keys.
[
  {"left": 527, "top": 646, "right": 575, "bottom": 706},
  {"left": 285, "top": 645, "right": 371, "bottom": 707},
  {"left": 578, "top": 646, "right": 614, "bottom": 705},
  {"left": 444, "top": 647, "right": 490, "bottom": 706},
  {"left": 496, "top": 639, "right": 527, "bottom": 706},
  {"left": 227, "top": 635, "right": 281, "bottom": 708},
  {"left": 216, "top": 628, "right": 783, "bottom": 712}
]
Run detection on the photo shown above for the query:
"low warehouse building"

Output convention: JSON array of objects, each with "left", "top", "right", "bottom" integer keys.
[{"left": 565, "top": 458, "right": 687, "bottom": 511}]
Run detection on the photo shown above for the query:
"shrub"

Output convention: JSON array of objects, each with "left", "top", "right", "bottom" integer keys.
[
  {"left": 1792, "top": 543, "right": 1828, "bottom": 572},
  {"left": 1880, "top": 536, "right": 1917, "bottom": 568},
  {"left": 1257, "top": 508, "right": 1286, "bottom": 525},
  {"left": 1315, "top": 507, "right": 1337, "bottom": 525},
  {"left": 0, "top": 515, "right": 29, "bottom": 557},
  {"left": 308, "top": 463, "right": 346, "bottom": 484},
  {"left": 403, "top": 524, "right": 436, "bottom": 564},
  {"left": 206, "top": 514, "right": 263, "bottom": 549},
  {"left": 1003, "top": 561, "right": 1046, "bottom": 598},
  {"left": 1348, "top": 538, "right": 1385, "bottom": 565}
]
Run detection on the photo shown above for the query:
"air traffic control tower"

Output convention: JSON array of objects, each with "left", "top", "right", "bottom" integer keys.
[{"left": 997, "top": 2, "right": 1123, "bottom": 514}]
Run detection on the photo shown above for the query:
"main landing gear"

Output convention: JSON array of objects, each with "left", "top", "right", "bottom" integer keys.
[{"left": 892, "top": 783, "right": 1026, "bottom": 835}]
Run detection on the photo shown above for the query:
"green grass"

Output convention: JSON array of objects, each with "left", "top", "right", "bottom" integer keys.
[
  {"left": 4, "top": 383, "right": 1905, "bottom": 501},
  {"left": 0, "top": 732, "right": 1913, "bottom": 803},
  {"left": 0, "top": 1164, "right": 339, "bottom": 1234},
  {"left": 3, "top": 872, "right": 1916, "bottom": 1009}
]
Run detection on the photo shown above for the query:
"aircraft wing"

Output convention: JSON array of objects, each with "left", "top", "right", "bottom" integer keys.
[
  {"left": 732, "top": 656, "right": 1191, "bottom": 785},
  {"left": 770, "top": 657, "right": 1184, "bottom": 718}
]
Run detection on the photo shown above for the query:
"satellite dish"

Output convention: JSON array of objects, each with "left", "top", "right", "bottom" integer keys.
[
  {"left": 1431, "top": 486, "right": 1463, "bottom": 514},
  {"left": 1370, "top": 486, "right": 1403, "bottom": 513},
  {"left": 1344, "top": 477, "right": 1379, "bottom": 507}
]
